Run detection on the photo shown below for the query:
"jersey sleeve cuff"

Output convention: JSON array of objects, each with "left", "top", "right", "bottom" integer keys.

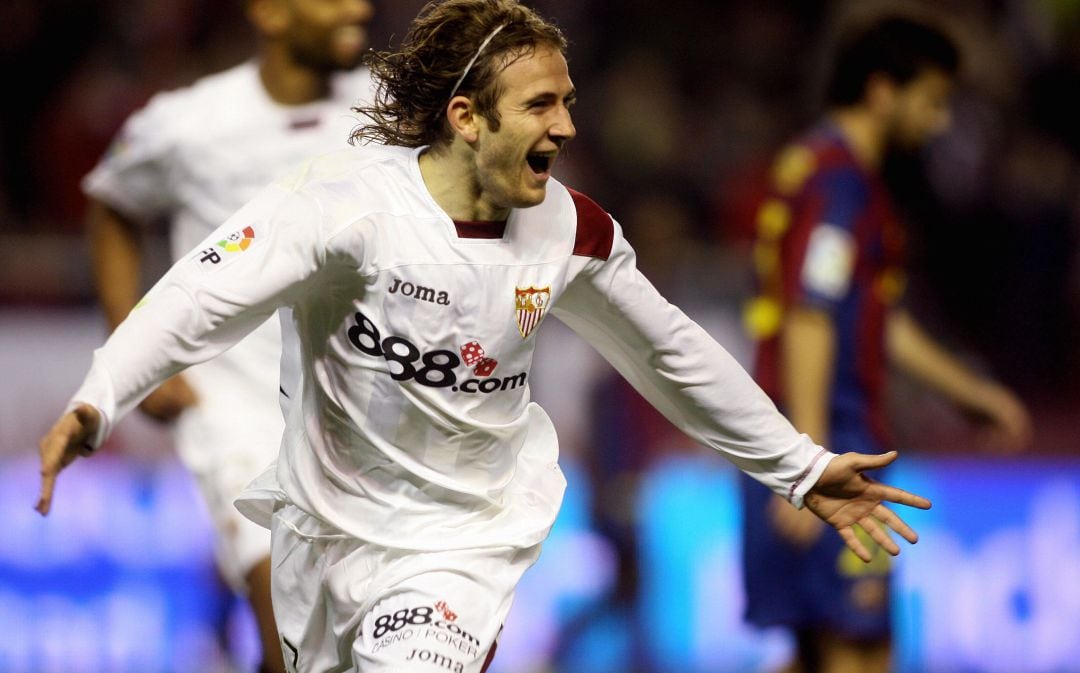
[
  {"left": 65, "top": 352, "right": 120, "bottom": 450},
  {"left": 787, "top": 448, "right": 836, "bottom": 509},
  {"left": 62, "top": 401, "right": 111, "bottom": 451}
]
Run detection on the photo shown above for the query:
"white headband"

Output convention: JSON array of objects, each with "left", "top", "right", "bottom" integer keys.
[{"left": 448, "top": 23, "right": 509, "bottom": 100}]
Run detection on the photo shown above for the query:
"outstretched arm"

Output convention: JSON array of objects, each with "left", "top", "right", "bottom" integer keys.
[
  {"left": 87, "top": 199, "right": 197, "bottom": 421},
  {"left": 553, "top": 224, "right": 834, "bottom": 508},
  {"left": 558, "top": 259, "right": 931, "bottom": 560},
  {"left": 38, "top": 175, "right": 327, "bottom": 515},
  {"left": 805, "top": 450, "right": 930, "bottom": 562},
  {"left": 887, "top": 309, "right": 1032, "bottom": 450},
  {"left": 553, "top": 198, "right": 931, "bottom": 559}
]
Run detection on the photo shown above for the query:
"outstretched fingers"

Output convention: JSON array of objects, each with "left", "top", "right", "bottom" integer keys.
[
  {"left": 36, "top": 475, "right": 56, "bottom": 516},
  {"left": 853, "top": 483, "right": 926, "bottom": 554},
  {"left": 873, "top": 504, "right": 919, "bottom": 544},
  {"left": 36, "top": 436, "right": 65, "bottom": 516},
  {"left": 858, "top": 513, "right": 901, "bottom": 555},
  {"left": 837, "top": 526, "right": 873, "bottom": 563},
  {"left": 810, "top": 451, "right": 933, "bottom": 562},
  {"left": 841, "top": 510, "right": 913, "bottom": 561},
  {"left": 848, "top": 450, "right": 900, "bottom": 473},
  {"left": 867, "top": 482, "right": 932, "bottom": 511}
]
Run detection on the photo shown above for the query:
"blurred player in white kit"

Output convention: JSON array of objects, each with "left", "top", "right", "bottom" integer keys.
[{"left": 81, "top": 1, "right": 375, "bottom": 670}]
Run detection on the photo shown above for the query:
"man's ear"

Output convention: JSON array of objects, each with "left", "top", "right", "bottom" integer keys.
[
  {"left": 446, "top": 95, "right": 481, "bottom": 144},
  {"left": 247, "top": 0, "right": 290, "bottom": 38},
  {"left": 865, "top": 72, "right": 898, "bottom": 116}
]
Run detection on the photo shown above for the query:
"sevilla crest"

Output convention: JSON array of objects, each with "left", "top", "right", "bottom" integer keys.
[{"left": 514, "top": 286, "right": 550, "bottom": 339}]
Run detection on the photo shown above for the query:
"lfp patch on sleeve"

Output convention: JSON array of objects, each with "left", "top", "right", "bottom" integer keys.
[
  {"left": 800, "top": 224, "right": 855, "bottom": 300},
  {"left": 193, "top": 225, "right": 257, "bottom": 267}
]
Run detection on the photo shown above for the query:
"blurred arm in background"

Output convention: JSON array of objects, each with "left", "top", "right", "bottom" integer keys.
[
  {"left": 886, "top": 308, "right": 1032, "bottom": 451},
  {"left": 86, "top": 199, "right": 197, "bottom": 422}
]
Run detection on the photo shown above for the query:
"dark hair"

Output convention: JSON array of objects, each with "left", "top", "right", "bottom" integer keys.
[
  {"left": 826, "top": 15, "right": 959, "bottom": 107},
  {"left": 351, "top": 0, "right": 567, "bottom": 148}
]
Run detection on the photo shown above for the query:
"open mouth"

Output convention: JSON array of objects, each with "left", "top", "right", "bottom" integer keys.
[{"left": 526, "top": 153, "right": 554, "bottom": 176}]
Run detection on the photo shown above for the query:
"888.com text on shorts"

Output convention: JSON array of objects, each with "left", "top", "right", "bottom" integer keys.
[
  {"left": 371, "top": 601, "right": 482, "bottom": 671},
  {"left": 270, "top": 504, "right": 540, "bottom": 673}
]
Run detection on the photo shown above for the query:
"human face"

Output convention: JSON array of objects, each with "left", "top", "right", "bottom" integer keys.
[
  {"left": 472, "top": 44, "right": 576, "bottom": 212},
  {"left": 887, "top": 68, "right": 954, "bottom": 150},
  {"left": 284, "top": 0, "right": 374, "bottom": 72}
]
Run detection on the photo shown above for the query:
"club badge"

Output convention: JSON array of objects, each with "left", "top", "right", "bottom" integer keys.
[{"left": 514, "top": 286, "right": 550, "bottom": 339}]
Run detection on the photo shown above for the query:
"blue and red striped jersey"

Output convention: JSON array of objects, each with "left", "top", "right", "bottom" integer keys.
[{"left": 745, "top": 123, "right": 906, "bottom": 450}]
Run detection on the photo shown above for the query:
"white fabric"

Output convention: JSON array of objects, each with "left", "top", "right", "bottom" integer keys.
[
  {"left": 70, "top": 143, "right": 835, "bottom": 557},
  {"left": 80, "top": 61, "right": 374, "bottom": 586},
  {"left": 270, "top": 503, "right": 537, "bottom": 673}
]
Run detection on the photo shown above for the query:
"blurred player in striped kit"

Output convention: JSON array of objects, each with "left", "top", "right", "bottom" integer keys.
[
  {"left": 741, "top": 14, "right": 1032, "bottom": 673},
  {"left": 80, "top": 1, "right": 374, "bottom": 670}
]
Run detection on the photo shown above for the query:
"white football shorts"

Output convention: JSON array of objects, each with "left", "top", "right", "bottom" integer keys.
[
  {"left": 270, "top": 503, "right": 542, "bottom": 673},
  {"left": 183, "top": 438, "right": 276, "bottom": 592},
  {"left": 173, "top": 339, "right": 284, "bottom": 591}
]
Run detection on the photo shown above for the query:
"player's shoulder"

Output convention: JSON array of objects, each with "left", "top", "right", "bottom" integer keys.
[
  {"left": 133, "top": 62, "right": 258, "bottom": 136},
  {"left": 246, "top": 146, "right": 400, "bottom": 236},
  {"left": 544, "top": 181, "right": 615, "bottom": 261},
  {"left": 771, "top": 128, "right": 867, "bottom": 197},
  {"left": 303, "top": 143, "right": 412, "bottom": 183},
  {"left": 186, "top": 61, "right": 258, "bottom": 95},
  {"left": 279, "top": 144, "right": 415, "bottom": 215},
  {"left": 145, "top": 62, "right": 255, "bottom": 112}
]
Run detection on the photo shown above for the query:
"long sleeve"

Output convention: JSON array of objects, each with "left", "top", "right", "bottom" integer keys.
[
  {"left": 552, "top": 220, "right": 834, "bottom": 507},
  {"left": 70, "top": 177, "right": 328, "bottom": 448}
]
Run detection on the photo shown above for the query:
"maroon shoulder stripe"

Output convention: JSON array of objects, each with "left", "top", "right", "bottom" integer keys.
[{"left": 568, "top": 188, "right": 614, "bottom": 260}]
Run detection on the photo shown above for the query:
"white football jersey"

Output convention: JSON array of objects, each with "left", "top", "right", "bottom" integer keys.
[
  {"left": 71, "top": 144, "right": 835, "bottom": 551},
  {"left": 81, "top": 61, "right": 374, "bottom": 469}
]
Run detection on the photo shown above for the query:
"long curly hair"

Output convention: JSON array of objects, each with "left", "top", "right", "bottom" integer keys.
[{"left": 351, "top": 0, "right": 567, "bottom": 149}]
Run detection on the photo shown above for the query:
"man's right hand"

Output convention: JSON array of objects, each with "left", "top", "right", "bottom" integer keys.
[{"left": 138, "top": 374, "right": 198, "bottom": 422}]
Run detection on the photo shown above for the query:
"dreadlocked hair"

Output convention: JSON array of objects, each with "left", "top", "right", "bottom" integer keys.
[{"left": 351, "top": 0, "right": 567, "bottom": 149}]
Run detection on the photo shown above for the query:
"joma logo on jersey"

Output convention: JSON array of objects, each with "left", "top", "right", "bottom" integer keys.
[
  {"left": 515, "top": 286, "right": 550, "bottom": 339},
  {"left": 405, "top": 648, "right": 464, "bottom": 673},
  {"left": 388, "top": 277, "right": 450, "bottom": 305}
]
